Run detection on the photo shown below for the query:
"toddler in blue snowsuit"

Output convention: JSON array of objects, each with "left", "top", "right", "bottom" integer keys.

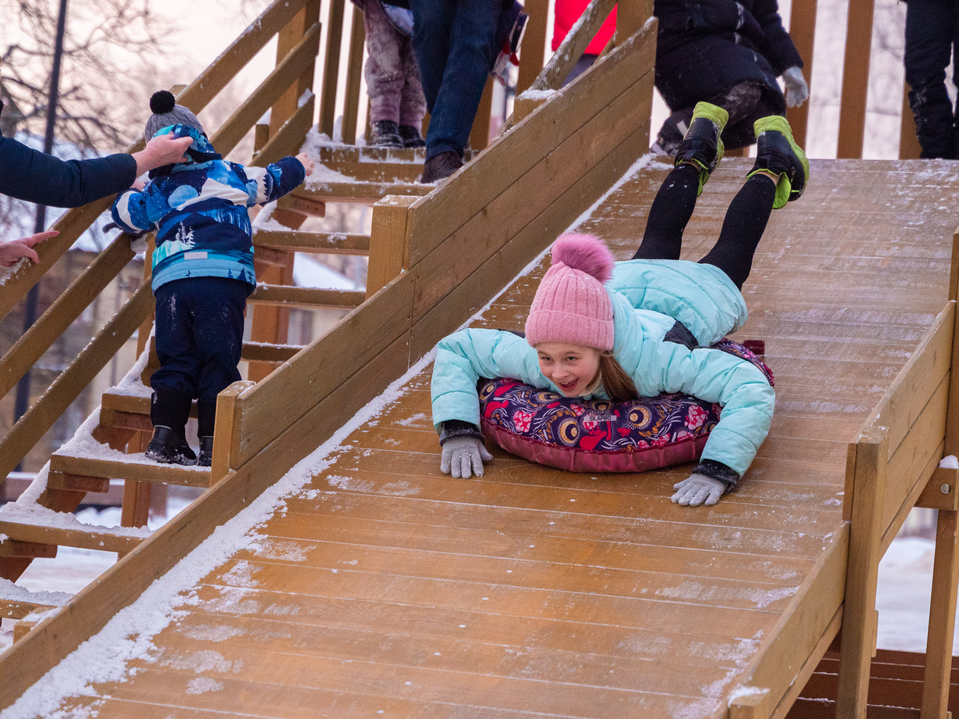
[{"left": 111, "top": 91, "right": 314, "bottom": 466}]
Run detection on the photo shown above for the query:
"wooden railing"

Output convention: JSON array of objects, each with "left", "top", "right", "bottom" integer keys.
[
  {"left": 0, "top": 8, "right": 661, "bottom": 705},
  {"left": 0, "top": 0, "right": 324, "bottom": 483},
  {"left": 833, "top": 271, "right": 959, "bottom": 718},
  {"left": 787, "top": 0, "right": 922, "bottom": 159}
]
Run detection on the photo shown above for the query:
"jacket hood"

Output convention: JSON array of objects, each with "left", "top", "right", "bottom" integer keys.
[{"left": 152, "top": 124, "right": 221, "bottom": 163}]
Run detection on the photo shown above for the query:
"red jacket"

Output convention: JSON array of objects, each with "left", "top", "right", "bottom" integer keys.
[{"left": 552, "top": 0, "right": 617, "bottom": 54}]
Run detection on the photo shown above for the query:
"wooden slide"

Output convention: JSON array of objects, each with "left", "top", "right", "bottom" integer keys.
[{"left": 3, "top": 1, "right": 959, "bottom": 717}]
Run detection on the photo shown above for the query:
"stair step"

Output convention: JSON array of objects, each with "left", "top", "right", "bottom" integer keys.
[
  {"left": 0, "top": 580, "right": 69, "bottom": 620},
  {"left": 0, "top": 599, "right": 59, "bottom": 621},
  {"left": 248, "top": 284, "right": 365, "bottom": 309},
  {"left": 317, "top": 160, "right": 423, "bottom": 184},
  {"left": 254, "top": 229, "right": 370, "bottom": 255},
  {"left": 50, "top": 453, "right": 212, "bottom": 488},
  {"left": 315, "top": 145, "right": 427, "bottom": 163},
  {"left": 0, "top": 515, "right": 145, "bottom": 554},
  {"left": 281, "top": 180, "right": 431, "bottom": 207},
  {"left": 313, "top": 144, "right": 474, "bottom": 163}
]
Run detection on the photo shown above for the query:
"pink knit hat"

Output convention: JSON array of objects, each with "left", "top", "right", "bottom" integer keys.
[{"left": 525, "top": 233, "right": 615, "bottom": 351}]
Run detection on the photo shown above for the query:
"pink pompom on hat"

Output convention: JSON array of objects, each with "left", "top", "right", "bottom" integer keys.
[{"left": 525, "top": 233, "right": 616, "bottom": 351}]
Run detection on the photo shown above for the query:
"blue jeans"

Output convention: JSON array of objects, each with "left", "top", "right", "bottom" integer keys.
[
  {"left": 408, "top": 0, "right": 501, "bottom": 159},
  {"left": 905, "top": 0, "right": 959, "bottom": 158}
]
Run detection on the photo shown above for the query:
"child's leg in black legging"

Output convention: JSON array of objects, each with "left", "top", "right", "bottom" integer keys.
[
  {"left": 698, "top": 174, "right": 777, "bottom": 288},
  {"left": 632, "top": 163, "right": 700, "bottom": 260}
]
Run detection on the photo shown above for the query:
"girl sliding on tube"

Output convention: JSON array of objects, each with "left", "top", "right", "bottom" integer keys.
[{"left": 431, "top": 102, "right": 808, "bottom": 506}]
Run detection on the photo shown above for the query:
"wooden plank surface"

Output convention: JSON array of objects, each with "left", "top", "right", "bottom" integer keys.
[{"left": 4, "top": 154, "right": 959, "bottom": 719}]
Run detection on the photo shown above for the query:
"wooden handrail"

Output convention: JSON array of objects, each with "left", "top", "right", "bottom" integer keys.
[
  {"left": 0, "top": 283, "right": 154, "bottom": 483},
  {"left": 175, "top": 0, "right": 309, "bottom": 115},
  {"left": 319, "top": 0, "right": 347, "bottom": 137},
  {"left": 210, "top": 22, "right": 322, "bottom": 157},
  {"left": 0, "top": 234, "right": 135, "bottom": 401},
  {"left": 531, "top": 0, "right": 617, "bottom": 92},
  {"left": 0, "top": 0, "right": 324, "bottom": 477},
  {"left": 342, "top": 6, "right": 367, "bottom": 145}
]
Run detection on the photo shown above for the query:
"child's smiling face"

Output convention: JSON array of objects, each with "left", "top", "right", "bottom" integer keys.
[{"left": 535, "top": 342, "right": 602, "bottom": 397}]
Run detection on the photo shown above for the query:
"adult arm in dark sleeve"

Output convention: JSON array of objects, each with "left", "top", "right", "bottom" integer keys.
[
  {"left": 751, "top": 0, "right": 803, "bottom": 73},
  {"left": 0, "top": 134, "right": 137, "bottom": 208}
]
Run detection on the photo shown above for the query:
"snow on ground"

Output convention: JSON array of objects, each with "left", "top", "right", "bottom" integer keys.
[{"left": 876, "top": 536, "right": 940, "bottom": 652}]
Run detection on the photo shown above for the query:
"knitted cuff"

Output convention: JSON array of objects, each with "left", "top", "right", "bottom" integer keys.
[
  {"left": 438, "top": 420, "right": 482, "bottom": 445},
  {"left": 693, "top": 459, "right": 740, "bottom": 492}
]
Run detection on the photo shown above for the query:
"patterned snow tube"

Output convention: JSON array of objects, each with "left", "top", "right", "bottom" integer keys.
[{"left": 478, "top": 338, "right": 773, "bottom": 473}]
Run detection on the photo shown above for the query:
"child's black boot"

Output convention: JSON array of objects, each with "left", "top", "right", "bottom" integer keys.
[
  {"left": 674, "top": 101, "right": 729, "bottom": 196},
  {"left": 197, "top": 398, "right": 217, "bottom": 468},
  {"left": 146, "top": 426, "right": 197, "bottom": 465},
  {"left": 399, "top": 124, "right": 426, "bottom": 149},
  {"left": 148, "top": 388, "right": 195, "bottom": 465},
  {"left": 370, "top": 120, "right": 403, "bottom": 148},
  {"left": 748, "top": 115, "right": 809, "bottom": 209},
  {"left": 198, "top": 436, "right": 215, "bottom": 467}
]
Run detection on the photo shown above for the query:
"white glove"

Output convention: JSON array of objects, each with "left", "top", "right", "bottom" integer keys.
[
  {"left": 672, "top": 473, "right": 725, "bottom": 506},
  {"left": 782, "top": 66, "right": 809, "bottom": 108},
  {"left": 440, "top": 436, "right": 493, "bottom": 479}
]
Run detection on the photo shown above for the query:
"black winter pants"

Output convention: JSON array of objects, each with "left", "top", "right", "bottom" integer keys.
[
  {"left": 904, "top": 0, "right": 959, "bottom": 158},
  {"left": 151, "top": 277, "right": 249, "bottom": 437},
  {"left": 632, "top": 163, "right": 776, "bottom": 289}
]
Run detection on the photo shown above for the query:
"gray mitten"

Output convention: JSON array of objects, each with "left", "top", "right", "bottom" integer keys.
[
  {"left": 782, "top": 66, "right": 809, "bottom": 108},
  {"left": 440, "top": 436, "right": 493, "bottom": 479},
  {"left": 672, "top": 473, "right": 725, "bottom": 506}
]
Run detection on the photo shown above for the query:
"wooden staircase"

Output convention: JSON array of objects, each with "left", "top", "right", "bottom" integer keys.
[{"left": 0, "top": 0, "right": 444, "bottom": 643}]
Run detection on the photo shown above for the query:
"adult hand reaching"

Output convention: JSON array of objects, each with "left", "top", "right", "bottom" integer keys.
[
  {"left": 0, "top": 230, "right": 58, "bottom": 268},
  {"left": 131, "top": 134, "right": 194, "bottom": 176}
]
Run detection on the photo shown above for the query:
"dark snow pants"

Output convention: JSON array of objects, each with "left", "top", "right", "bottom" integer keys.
[
  {"left": 151, "top": 277, "right": 249, "bottom": 438},
  {"left": 904, "top": 0, "right": 959, "bottom": 158}
]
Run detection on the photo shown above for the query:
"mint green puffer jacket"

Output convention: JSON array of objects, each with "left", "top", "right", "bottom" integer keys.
[{"left": 431, "top": 259, "right": 774, "bottom": 477}]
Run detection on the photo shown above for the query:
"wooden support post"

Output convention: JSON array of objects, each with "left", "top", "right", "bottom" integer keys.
[
  {"left": 614, "top": 0, "right": 652, "bottom": 45},
  {"left": 900, "top": 82, "right": 923, "bottom": 160},
  {"left": 728, "top": 690, "right": 768, "bottom": 719},
  {"left": 13, "top": 622, "right": 36, "bottom": 644},
  {"left": 836, "top": 427, "right": 887, "bottom": 719},
  {"left": 270, "top": 0, "right": 321, "bottom": 140},
  {"left": 135, "top": 236, "right": 156, "bottom": 358},
  {"left": 516, "top": 0, "right": 548, "bottom": 95},
  {"left": 511, "top": 96, "right": 549, "bottom": 126},
  {"left": 248, "top": 252, "right": 296, "bottom": 383},
  {"left": 320, "top": 0, "right": 346, "bottom": 137},
  {"left": 366, "top": 196, "right": 417, "bottom": 299},
  {"left": 120, "top": 427, "right": 151, "bottom": 528},
  {"left": 342, "top": 4, "right": 366, "bottom": 145},
  {"left": 837, "top": 0, "right": 875, "bottom": 159},
  {"left": 211, "top": 381, "right": 255, "bottom": 483},
  {"left": 922, "top": 508, "right": 959, "bottom": 719},
  {"left": 921, "top": 246, "right": 959, "bottom": 718},
  {"left": 121, "top": 480, "right": 152, "bottom": 529},
  {"left": 786, "top": 0, "right": 817, "bottom": 149},
  {"left": 469, "top": 79, "right": 494, "bottom": 152}
]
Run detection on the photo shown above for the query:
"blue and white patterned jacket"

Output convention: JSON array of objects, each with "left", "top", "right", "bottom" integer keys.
[{"left": 110, "top": 124, "right": 306, "bottom": 292}]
